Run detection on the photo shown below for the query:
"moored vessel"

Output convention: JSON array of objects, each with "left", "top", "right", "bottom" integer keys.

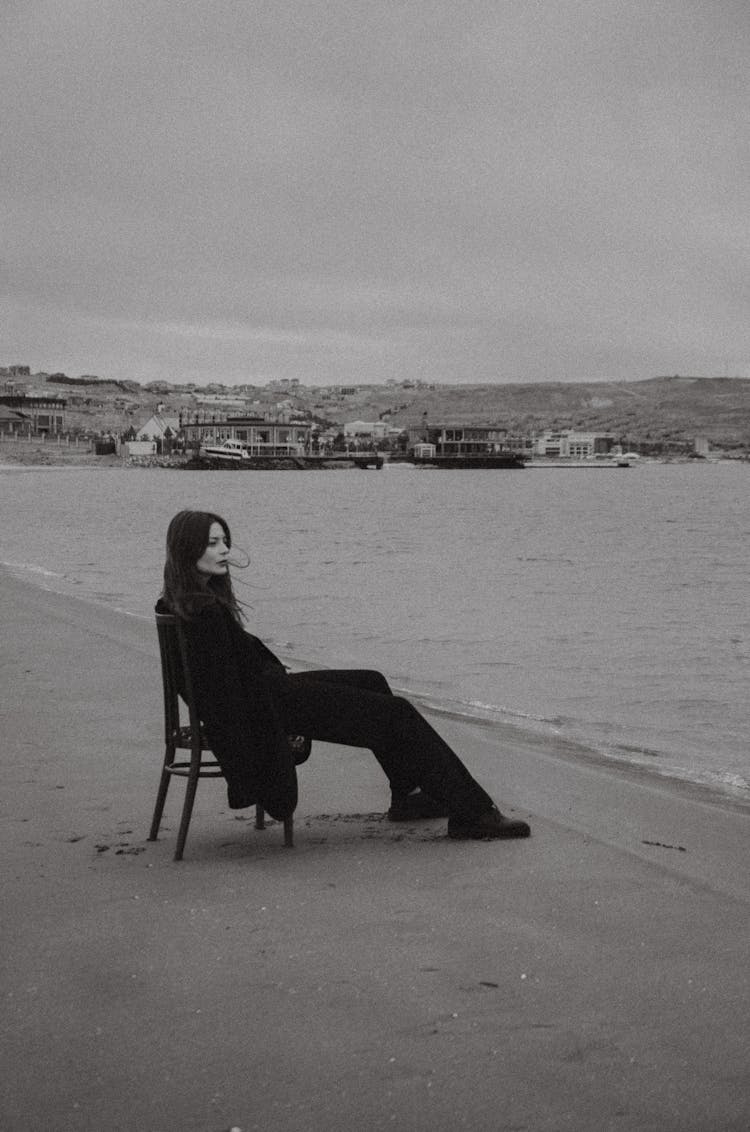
[{"left": 409, "top": 453, "right": 525, "bottom": 469}]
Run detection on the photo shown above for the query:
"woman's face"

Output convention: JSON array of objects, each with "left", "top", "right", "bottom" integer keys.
[{"left": 196, "top": 521, "right": 230, "bottom": 576}]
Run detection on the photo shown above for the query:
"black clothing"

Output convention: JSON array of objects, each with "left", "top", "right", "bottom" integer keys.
[
  {"left": 267, "top": 668, "right": 493, "bottom": 820},
  {"left": 162, "top": 598, "right": 494, "bottom": 822},
  {"left": 161, "top": 598, "right": 299, "bottom": 820}
]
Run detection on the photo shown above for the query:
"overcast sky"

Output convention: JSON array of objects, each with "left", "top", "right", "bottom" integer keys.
[{"left": 3, "top": 1, "right": 748, "bottom": 386}]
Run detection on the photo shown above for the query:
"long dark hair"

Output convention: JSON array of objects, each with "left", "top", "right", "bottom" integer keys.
[{"left": 161, "top": 509, "right": 243, "bottom": 621}]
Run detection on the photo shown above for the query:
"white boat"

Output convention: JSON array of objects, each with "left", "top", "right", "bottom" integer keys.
[
  {"left": 527, "top": 455, "right": 632, "bottom": 468},
  {"left": 198, "top": 439, "right": 252, "bottom": 462}
]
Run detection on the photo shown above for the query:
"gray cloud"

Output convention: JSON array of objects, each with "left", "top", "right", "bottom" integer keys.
[{"left": 3, "top": 0, "right": 748, "bottom": 384}]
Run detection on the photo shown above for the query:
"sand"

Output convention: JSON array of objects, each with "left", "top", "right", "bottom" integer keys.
[{"left": 1, "top": 570, "right": 749, "bottom": 1132}]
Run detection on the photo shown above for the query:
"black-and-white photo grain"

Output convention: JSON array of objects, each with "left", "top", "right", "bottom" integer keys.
[{"left": 2, "top": 3, "right": 749, "bottom": 1130}]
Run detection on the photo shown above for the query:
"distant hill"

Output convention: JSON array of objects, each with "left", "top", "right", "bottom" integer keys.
[
  {"left": 3, "top": 367, "right": 749, "bottom": 449},
  {"left": 385, "top": 377, "right": 750, "bottom": 449}
]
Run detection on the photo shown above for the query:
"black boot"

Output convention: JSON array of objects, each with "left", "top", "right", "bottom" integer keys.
[{"left": 447, "top": 806, "right": 531, "bottom": 840}]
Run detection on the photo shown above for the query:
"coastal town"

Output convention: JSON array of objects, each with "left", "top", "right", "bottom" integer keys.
[{"left": 2, "top": 362, "right": 749, "bottom": 467}]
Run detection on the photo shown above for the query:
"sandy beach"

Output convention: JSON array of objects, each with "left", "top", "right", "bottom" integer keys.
[{"left": 2, "top": 570, "right": 749, "bottom": 1131}]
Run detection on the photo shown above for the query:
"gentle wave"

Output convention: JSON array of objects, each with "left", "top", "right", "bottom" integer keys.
[
  {"left": 395, "top": 688, "right": 566, "bottom": 729},
  {"left": 4, "top": 552, "right": 749, "bottom": 805},
  {"left": 397, "top": 684, "right": 750, "bottom": 800},
  {"left": 1, "top": 559, "right": 66, "bottom": 579},
  {"left": 1, "top": 462, "right": 748, "bottom": 806}
]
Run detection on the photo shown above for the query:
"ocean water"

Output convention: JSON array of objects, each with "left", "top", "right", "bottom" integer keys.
[{"left": 1, "top": 459, "right": 748, "bottom": 799}]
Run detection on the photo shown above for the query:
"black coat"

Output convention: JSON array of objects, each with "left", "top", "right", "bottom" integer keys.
[{"left": 159, "top": 599, "right": 298, "bottom": 819}]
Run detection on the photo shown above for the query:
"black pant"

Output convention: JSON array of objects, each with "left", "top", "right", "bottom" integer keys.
[{"left": 266, "top": 668, "right": 494, "bottom": 822}]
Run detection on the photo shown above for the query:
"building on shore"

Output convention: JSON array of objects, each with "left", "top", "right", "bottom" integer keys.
[
  {"left": 407, "top": 424, "right": 530, "bottom": 458},
  {"left": 0, "top": 393, "right": 67, "bottom": 434},
  {"left": 137, "top": 413, "right": 181, "bottom": 442},
  {"left": 343, "top": 419, "right": 391, "bottom": 441},
  {"left": 189, "top": 393, "right": 251, "bottom": 411},
  {"left": 533, "top": 430, "right": 616, "bottom": 458},
  {"left": 0, "top": 405, "right": 28, "bottom": 432},
  {"left": 179, "top": 411, "right": 313, "bottom": 455},
  {"left": 341, "top": 420, "right": 404, "bottom": 448}
]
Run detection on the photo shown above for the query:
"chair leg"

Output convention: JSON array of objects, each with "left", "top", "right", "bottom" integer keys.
[
  {"left": 174, "top": 769, "right": 200, "bottom": 861},
  {"left": 283, "top": 815, "right": 294, "bottom": 848},
  {"left": 148, "top": 762, "right": 172, "bottom": 841},
  {"left": 255, "top": 804, "right": 265, "bottom": 830}
]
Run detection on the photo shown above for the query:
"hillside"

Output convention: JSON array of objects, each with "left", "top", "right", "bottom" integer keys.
[
  {"left": 381, "top": 377, "right": 750, "bottom": 449},
  {"left": 2, "top": 369, "right": 749, "bottom": 450}
]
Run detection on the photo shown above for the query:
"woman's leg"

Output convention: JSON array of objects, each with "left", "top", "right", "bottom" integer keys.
[{"left": 269, "top": 669, "right": 494, "bottom": 821}]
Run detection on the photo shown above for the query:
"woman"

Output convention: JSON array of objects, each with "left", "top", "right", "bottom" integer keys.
[{"left": 158, "top": 509, "right": 530, "bottom": 840}]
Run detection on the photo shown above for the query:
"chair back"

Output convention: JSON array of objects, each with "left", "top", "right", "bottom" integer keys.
[{"left": 155, "top": 611, "right": 203, "bottom": 748}]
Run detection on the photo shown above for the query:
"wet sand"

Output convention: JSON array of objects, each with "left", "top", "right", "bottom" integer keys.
[{"left": 2, "top": 570, "right": 749, "bottom": 1131}]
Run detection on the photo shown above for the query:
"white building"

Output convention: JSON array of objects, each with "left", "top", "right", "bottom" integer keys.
[
  {"left": 343, "top": 419, "right": 390, "bottom": 440},
  {"left": 137, "top": 414, "right": 181, "bottom": 441},
  {"left": 191, "top": 393, "right": 250, "bottom": 410},
  {"left": 533, "top": 430, "right": 615, "bottom": 458}
]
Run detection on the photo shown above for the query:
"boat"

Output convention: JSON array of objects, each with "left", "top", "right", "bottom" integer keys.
[
  {"left": 409, "top": 453, "right": 525, "bottom": 469},
  {"left": 198, "top": 439, "right": 253, "bottom": 463},
  {"left": 527, "top": 455, "right": 631, "bottom": 469}
]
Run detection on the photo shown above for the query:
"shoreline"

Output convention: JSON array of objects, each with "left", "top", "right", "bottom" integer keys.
[
  {"left": 2, "top": 442, "right": 749, "bottom": 472},
  {"left": 3, "top": 560, "right": 748, "bottom": 816},
  {"left": 3, "top": 561, "right": 749, "bottom": 840}
]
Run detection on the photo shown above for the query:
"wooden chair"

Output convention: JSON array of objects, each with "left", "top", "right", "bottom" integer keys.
[{"left": 149, "top": 612, "right": 295, "bottom": 860}]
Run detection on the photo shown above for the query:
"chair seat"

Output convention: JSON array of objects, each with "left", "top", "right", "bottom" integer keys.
[{"left": 171, "top": 725, "right": 309, "bottom": 764}]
